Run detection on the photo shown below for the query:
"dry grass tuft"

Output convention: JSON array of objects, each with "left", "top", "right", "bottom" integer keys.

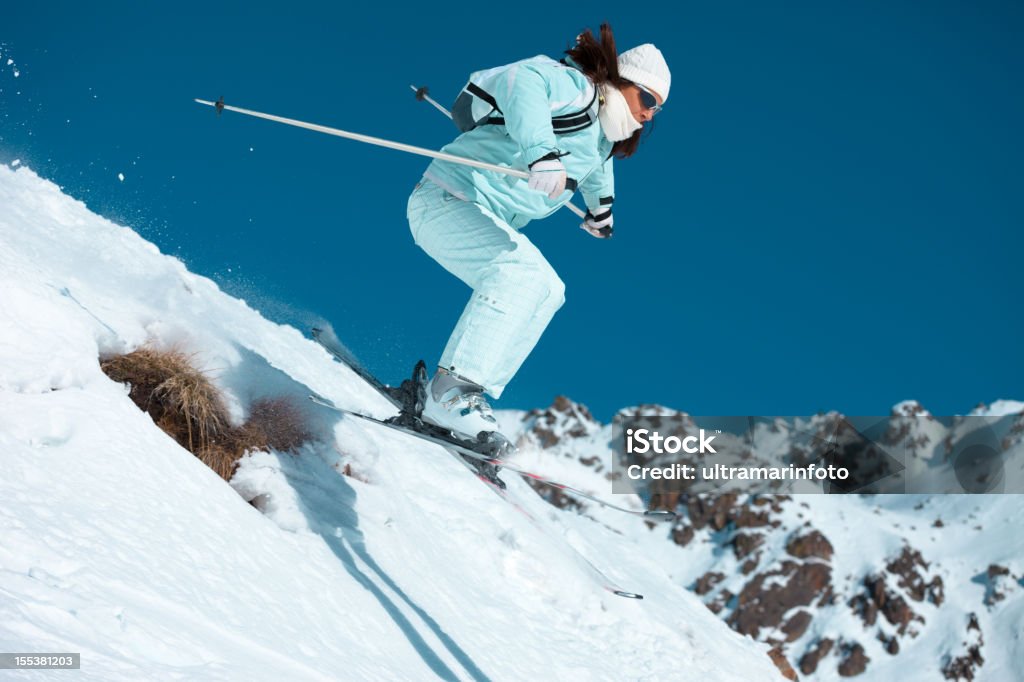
[
  {"left": 102, "top": 347, "right": 229, "bottom": 453},
  {"left": 242, "top": 397, "right": 314, "bottom": 453},
  {"left": 101, "top": 347, "right": 312, "bottom": 481}
]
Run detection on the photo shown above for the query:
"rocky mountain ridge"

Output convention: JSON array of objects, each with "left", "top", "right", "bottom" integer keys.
[{"left": 501, "top": 396, "right": 1024, "bottom": 681}]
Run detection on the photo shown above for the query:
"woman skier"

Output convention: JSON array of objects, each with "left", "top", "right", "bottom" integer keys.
[{"left": 408, "top": 24, "right": 670, "bottom": 441}]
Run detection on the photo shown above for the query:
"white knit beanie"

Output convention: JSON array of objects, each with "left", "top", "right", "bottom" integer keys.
[{"left": 618, "top": 44, "right": 671, "bottom": 103}]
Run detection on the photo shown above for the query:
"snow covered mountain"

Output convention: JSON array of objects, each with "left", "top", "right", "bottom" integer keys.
[
  {"left": 500, "top": 398, "right": 1024, "bottom": 681},
  {"left": 0, "top": 163, "right": 787, "bottom": 680}
]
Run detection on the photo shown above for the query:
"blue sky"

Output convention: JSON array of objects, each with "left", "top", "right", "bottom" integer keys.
[{"left": 3, "top": 1, "right": 1021, "bottom": 421}]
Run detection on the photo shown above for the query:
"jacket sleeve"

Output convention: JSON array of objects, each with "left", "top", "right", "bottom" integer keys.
[
  {"left": 580, "top": 156, "right": 615, "bottom": 215},
  {"left": 487, "top": 62, "right": 562, "bottom": 165}
]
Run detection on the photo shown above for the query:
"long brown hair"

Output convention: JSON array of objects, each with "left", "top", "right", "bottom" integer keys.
[{"left": 565, "top": 23, "right": 644, "bottom": 159}]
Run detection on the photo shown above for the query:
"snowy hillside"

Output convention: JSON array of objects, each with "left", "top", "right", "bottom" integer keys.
[
  {"left": 0, "top": 164, "right": 786, "bottom": 680},
  {"left": 500, "top": 399, "right": 1024, "bottom": 681}
]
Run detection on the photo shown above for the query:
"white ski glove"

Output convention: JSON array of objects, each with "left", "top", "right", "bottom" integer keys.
[
  {"left": 527, "top": 154, "right": 568, "bottom": 199},
  {"left": 581, "top": 207, "right": 614, "bottom": 239}
]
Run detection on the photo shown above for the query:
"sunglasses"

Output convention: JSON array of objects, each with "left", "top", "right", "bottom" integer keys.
[{"left": 634, "top": 82, "right": 662, "bottom": 115}]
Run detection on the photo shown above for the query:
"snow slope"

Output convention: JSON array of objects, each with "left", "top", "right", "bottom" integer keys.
[{"left": 0, "top": 164, "right": 784, "bottom": 681}]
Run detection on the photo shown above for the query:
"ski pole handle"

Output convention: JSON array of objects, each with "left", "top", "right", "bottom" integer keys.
[{"left": 412, "top": 85, "right": 453, "bottom": 120}]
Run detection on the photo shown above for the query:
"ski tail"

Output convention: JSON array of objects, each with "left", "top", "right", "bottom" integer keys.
[
  {"left": 311, "top": 326, "right": 419, "bottom": 412},
  {"left": 311, "top": 327, "right": 394, "bottom": 398}
]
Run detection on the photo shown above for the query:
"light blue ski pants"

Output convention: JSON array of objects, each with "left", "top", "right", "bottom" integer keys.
[{"left": 407, "top": 179, "right": 565, "bottom": 399}]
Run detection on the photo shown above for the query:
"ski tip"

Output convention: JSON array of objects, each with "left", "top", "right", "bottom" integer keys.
[
  {"left": 308, "top": 393, "right": 335, "bottom": 408},
  {"left": 643, "top": 510, "right": 677, "bottom": 521},
  {"left": 613, "top": 590, "right": 644, "bottom": 599}
]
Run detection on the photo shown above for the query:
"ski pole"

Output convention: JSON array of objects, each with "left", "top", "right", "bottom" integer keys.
[
  {"left": 408, "top": 85, "right": 589, "bottom": 221},
  {"left": 410, "top": 85, "right": 452, "bottom": 120},
  {"left": 195, "top": 97, "right": 585, "bottom": 218}
]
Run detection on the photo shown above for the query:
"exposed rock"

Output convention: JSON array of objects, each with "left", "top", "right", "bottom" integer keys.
[
  {"left": 687, "top": 493, "right": 739, "bottom": 531},
  {"left": 786, "top": 530, "right": 834, "bottom": 561},
  {"left": 707, "top": 589, "right": 733, "bottom": 614},
  {"left": 943, "top": 651, "right": 984, "bottom": 681},
  {"left": 522, "top": 395, "right": 600, "bottom": 450},
  {"left": 817, "top": 584, "right": 836, "bottom": 607},
  {"left": 751, "top": 494, "right": 791, "bottom": 513},
  {"left": 942, "top": 613, "right": 984, "bottom": 680},
  {"left": 675, "top": 494, "right": 791, "bottom": 541},
  {"left": 981, "top": 564, "right": 1015, "bottom": 606},
  {"left": 732, "top": 532, "right": 764, "bottom": 560},
  {"left": 553, "top": 394, "right": 588, "bottom": 417},
  {"left": 694, "top": 571, "right": 725, "bottom": 596},
  {"left": 887, "top": 546, "right": 944, "bottom": 605},
  {"left": 781, "top": 610, "right": 813, "bottom": 642},
  {"left": 880, "top": 595, "right": 916, "bottom": 633},
  {"left": 849, "top": 574, "right": 921, "bottom": 634},
  {"left": 877, "top": 631, "right": 899, "bottom": 655},
  {"left": 799, "top": 638, "right": 834, "bottom": 675},
  {"left": 849, "top": 579, "right": 880, "bottom": 627},
  {"left": 987, "top": 564, "right": 1010, "bottom": 579},
  {"left": 728, "top": 560, "right": 831, "bottom": 638},
  {"left": 882, "top": 401, "right": 938, "bottom": 458},
  {"left": 678, "top": 493, "right": 791, "bottom": 537},
  {"left": 671, "top": 523, "right": 695, "bottom": 547},
  {"left": 837, "top": 642, "right": 869, "bottom": 677},
  {"left": 533, "top": 426, "right": 560, "bottom": 448},
  {"left": 768, "top": 646, "right": 799, "bottom": 681},
  {"left": 734, "top": 507, "right": 772, "bottom": 528},
  {"left": 567, "top": 424, "right": 588, "bottom": 438}
]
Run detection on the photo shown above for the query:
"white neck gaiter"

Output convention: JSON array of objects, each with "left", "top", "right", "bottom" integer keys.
[{"left": 598, "top": 84, "right": 643, "bottom": 142}]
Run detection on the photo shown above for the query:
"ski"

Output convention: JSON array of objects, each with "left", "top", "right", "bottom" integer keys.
[
  {"left": 307, "top": 326, "right": 667, "bottom": 598},
  {"left": 312, "top": 327, "right": 402, "bottom": 409},
  {"left": 311, "top": 328, "right": 673, "bottom": 518},
  {"left": 307, "top": 393, "right": 673, "bottom": 521},
  {"left": 308, "top": 392, "right": 644, "bottom": 599}
]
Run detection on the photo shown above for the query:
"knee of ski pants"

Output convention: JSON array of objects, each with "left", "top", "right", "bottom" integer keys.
[
  {"left": 540, "top": 267, "right": 566, "bottom": 313},
  {"left": 473, "top": 239, "right": 566, "bottom": 316}
]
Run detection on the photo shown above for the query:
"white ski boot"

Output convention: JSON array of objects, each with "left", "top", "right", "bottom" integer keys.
[{"left": 421, "top": 367, "right": 499, "bottom": 441}]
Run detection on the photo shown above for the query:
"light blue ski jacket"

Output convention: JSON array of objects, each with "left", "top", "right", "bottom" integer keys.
[{"left": 422, "top": 55, "right": 615, "bottom": 230}]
